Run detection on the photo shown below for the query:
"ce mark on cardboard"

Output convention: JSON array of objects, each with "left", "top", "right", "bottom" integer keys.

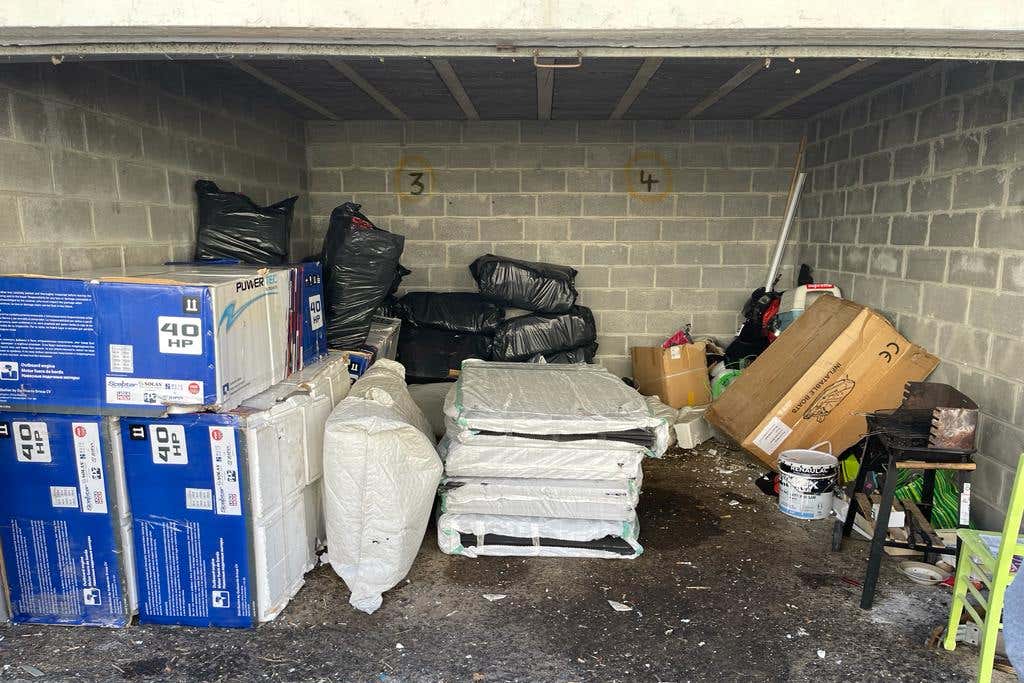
[{"left": 878, "top": 342, "right": 900, "bottom": 363}]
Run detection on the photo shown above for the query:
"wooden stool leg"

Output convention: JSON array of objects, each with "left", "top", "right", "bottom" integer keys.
[{"left": 861, "top": 453, "right": 898, "bottom": 610}]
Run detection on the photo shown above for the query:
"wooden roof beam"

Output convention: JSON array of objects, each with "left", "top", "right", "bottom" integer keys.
[
  {"left": 326, "top": 58, "right": 408, "bottom": 120},
  {"left": 233, "top": 61, "right": 338, "bottom": 120},
  {"left": 685, "top": 59, "right": 764, "bottom": 118},
  {"left": 609, "top": 57, "right": 663, "bottom": 120}
]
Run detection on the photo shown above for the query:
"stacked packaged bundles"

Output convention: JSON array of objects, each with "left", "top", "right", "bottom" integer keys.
[
  {"left": 120, "top": 352, "right": 349, "bottom": 627},
  {"left": 437, "top": 360, "right": 669, "bottom": 559}
]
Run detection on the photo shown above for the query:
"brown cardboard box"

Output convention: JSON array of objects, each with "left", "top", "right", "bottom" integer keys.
[
  {"left": 631, "top": 342, "right": 712, "bottom": 409},
  {"left": 705, "top": 296, "right": 938, "bottom": 468}
]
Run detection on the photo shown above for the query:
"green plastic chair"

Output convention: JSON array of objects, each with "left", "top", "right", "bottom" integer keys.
[{"left": 944, "top": 453, "right": 1024, "bottom": 682}]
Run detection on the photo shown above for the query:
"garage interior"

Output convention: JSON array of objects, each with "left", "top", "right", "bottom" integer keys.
[{"left": 0, "top": 53, "right": 1021, "bottom": 679}]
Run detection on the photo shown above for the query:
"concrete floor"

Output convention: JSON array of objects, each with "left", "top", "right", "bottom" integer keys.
[{"left": 0, "top": 443, "right": 1006, "bottom": 682}]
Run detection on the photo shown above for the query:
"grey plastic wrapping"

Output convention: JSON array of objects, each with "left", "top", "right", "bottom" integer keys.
[
  {"left": 444, "top": 361, "right": 670, "bottom": 456},
  {"left": 440, "top": 476, "right": 641, "bottom": 521},
  {"left": 323, "top": 397, "right": 442, "bottom": 613},
  {"left": 194, "top": 180, "right": 296, "bottom": 265},
  {"left": 437, "top": 513, "right": 641, "bottom": 559},
  {"left": 439, "top": 432, "right": 646, "bottom": 480},
  {"left": 644, "top": 395, "right": 679, "bottom": 449},
  {"left": 470, "top": 254, "right": 578, "bottom": 313},
  {"left": 491, "top": 306, "right": 596, "bottom": 361},
  {"left": 347, "top": 359, "right": 435, "bottom": 443},
  {"left": 322, "top": 202, "right": 405, "bottom": 349}
]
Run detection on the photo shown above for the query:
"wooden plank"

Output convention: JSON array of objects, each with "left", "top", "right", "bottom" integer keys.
[
  {"left": 430, "top": 58, "right": 479, "bottom": 120},
  {"left": 902, "top": 498, "right": 945, "bottom": 548},
  {"left": 609, "top": 57, "right": 663, "bottom": 120},
  {"left": 326, "top": 58, "right": 408, "bottom": 120},
  {"left": 536, "top": 58, "right": 555, "bottom": 120},
  {"left": 895, "top": 460, "right": 976, "bottom": 470},
  {"left": 684, "top": 59, "right": 763, "bottom": 118},
  {"left": 233, "top": 61, "right": 338, "bottom": 120},
  {"left": 855, "top": 493, "right": 876, "bottom": 524},
  {"left": 756, "top": 59, "right": 882, "bottom": 118}
]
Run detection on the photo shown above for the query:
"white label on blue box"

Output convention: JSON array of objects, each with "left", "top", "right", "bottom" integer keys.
[
  {"left": 157, "top": 316, "right": 203, "bottom": 356},
  {"left": 105, "top": 377, "right": 205, "bottom": 406},
  {"left": 308, "top": 294, "right": 323, "bottom": 331},
  {"left": 209, "top": 427, "right": 241, "bottom": 516},
  {"left": 71, "top": 422, "right": 107, "bottom": 514},
  {"left": 13, "top": 421, "right": 51, "bottom": 463},
  {"left": 185, "top": 487, "right": 213, "bottom": 511},
  {"left": 149, "top": 424, "right": 188, "bottom": 464},
  {"left": 108, "top": 344, "right": 134, "bottom": 373},
  {"left": 50, "top": 485, "right": 78, "bottom": 508}
]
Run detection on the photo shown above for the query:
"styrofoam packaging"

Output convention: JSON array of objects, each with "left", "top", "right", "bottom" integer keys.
[
  {"left": 120, "top": 405, "right": 318, "bottom": 627},
  {"left": 323, "top": 396, "right": 442, "bottom": 614},
  {"left": 0, "top": 414, "right": 135, "bottom": 626},
  {"left": 0, "top": 265, "right": 291, "bottom": 415},
  {"left": 440, "top": 432, "right": 646, "bottom": 481},
  {"left": 674, "top": 406, "right": 713, "bottom": 449},
  {"left": 440, "top": 476, "right": 641, "bottom": 521},
  {"left": 437, "top": 513, "right": 642, "bottom": 559}
]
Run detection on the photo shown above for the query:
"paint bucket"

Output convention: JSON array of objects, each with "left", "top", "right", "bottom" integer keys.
[{"left": 777, "top": 442, "right": 837, "bottom": 520}]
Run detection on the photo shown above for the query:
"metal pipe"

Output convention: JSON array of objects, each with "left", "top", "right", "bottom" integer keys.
[{"left": 764, "top": 171, "right": 806, "bottom": 292}]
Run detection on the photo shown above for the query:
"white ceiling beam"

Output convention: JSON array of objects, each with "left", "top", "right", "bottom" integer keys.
[
  {"left": 430, "top": 58, "right": 479, "bottom": 120},
  {"left": 233, "top": 61, "right": 338, "bottom": 120},
  {"left": 325, "top": 58, "right": 408, "bottom": 120},
  {"left": 756, "top": 58, "right": 882, "bottom": 118},
  {"left": 609, "top": 57, "right": 663, "bottom": 120},
  {"left": 684, "top": 59, "right": 764, "bottom": 118}
]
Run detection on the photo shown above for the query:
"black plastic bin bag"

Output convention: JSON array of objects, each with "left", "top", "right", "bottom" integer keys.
[
  {"left": 194, "top": 180, "right": 297, "bottom": 265},
  {"left": 470, "top": 254, "right": 578, "bottom": 313}
]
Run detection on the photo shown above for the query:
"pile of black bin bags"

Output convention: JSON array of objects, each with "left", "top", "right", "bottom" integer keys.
[{"left": 395, "top": 254, "right": 598, "bottom": 382}]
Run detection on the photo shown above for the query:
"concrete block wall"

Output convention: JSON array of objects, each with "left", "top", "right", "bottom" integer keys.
[
  {"left": 796, "top": 60, "right": 1024, "bottom": 528},
  {"left": 306, "top": 119, "right": 804, "bottom": 376},
  {"left": 0, "top": 61, "right": 308, "bottom": 276}
]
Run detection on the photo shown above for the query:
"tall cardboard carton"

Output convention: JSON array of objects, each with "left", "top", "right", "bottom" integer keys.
[{"left": 706, "top": 296, "right": 938, "bottom": 468}]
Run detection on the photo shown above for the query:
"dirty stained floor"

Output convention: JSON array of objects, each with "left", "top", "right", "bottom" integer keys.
[{"left": 0, "top": 443, "right": 1007, "bottom": 682}]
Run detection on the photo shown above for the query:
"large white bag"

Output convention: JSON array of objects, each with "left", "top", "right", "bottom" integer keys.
[
  {"left": 323, "top": 396, "right": 442, "bottom": 613},
  {"left": 348, "top": 358, "right": 435, "bottom": 442}
]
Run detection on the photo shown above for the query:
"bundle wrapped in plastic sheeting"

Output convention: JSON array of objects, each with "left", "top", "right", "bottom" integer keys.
[
  {"left": 194, "top": 180, "right": 297, "bottom": 265},
  {"left": 491, "top": 306, "right": 596, "bottom": 362},
  {"left": 532, "top": 342, "right": 598, "bottom": 364},
  {"left": 437, "top": 513, "right": 642, "bottom": 559},
  {"left": 470, "top": 254, "right": 578, "bottom": 313},
  {"left": 347, "top": 358, "right": 435, "bottom": 442},
  {"left": 444, "top": 361, "right": 670, "bottom": 456},
  {"left": 397, "top": 326, "right": 492, "bottom": 381},
  {"left": 323, "top": 397, "right": 442, "bottom": 613},
  {"left": 322, "top": 202, "right": 405, "bottom": 349},
  {"left": 439, "top": 432, "right": 646, "bottom": 480},
  {"left": 397, "top": 292, "right": 504, "bottom": 335},
  {"left": 644, "top": 395, "right": 679, "bottom": 449},
  {"left": 440, "top": 477, "right": 641, "bottom": 521}
]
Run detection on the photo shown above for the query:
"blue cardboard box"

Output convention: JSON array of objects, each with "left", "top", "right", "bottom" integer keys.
[
  {"left": 294, "top": 262, "right": 327, "bottom": 371},
  {"left": 0, "top": 413, "right": 134, "bottom": 626},
  {"left": 0, "top": 266, "right": 291, "bottom": 415}
]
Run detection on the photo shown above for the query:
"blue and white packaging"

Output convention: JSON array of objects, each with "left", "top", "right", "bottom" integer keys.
[
  {"left": 0, "top": 413, "right": 135, "bottom": 626},
  {"left": 0, "top": 266, "right": 291, "bottom": 415},
  {"left": 296, "top": 262, "right": 327, "bottom": 370},
  {"left": 121, "top": 355, "right": 348, "bottom": 628}
]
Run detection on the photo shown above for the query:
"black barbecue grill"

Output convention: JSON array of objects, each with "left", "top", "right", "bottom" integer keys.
[{"left": 833, "top": 382, "right": 978, "bottom": 609}]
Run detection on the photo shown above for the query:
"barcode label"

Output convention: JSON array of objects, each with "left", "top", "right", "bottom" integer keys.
[{"left": 71, "top": 422, "right": 107, "bottom": 514}]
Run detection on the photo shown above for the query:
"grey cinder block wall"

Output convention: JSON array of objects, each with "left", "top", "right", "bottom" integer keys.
[
  {"left": 797, "top": 60, "right": 1024, "bottom": 529},
  {"left": 0, "top": 61, "right": 309, "bottom": 276},
  {"left": 306, "top": 119, "right": 804, "bottom": 377}
]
